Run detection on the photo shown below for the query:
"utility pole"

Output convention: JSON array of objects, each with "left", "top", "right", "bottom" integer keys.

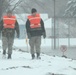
[
  {"left": 68, "top": 23, "right": 70, "bottom": 48},
  {"left": 53, "top": 0, "right": 56, "bottom": 49}
]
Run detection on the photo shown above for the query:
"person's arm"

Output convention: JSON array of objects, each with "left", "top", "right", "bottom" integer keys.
[
  {"left": 26, "top": 19, "right": 30, "bottom": 33},
  {"left": 25, "top": 19, "right": 31, "bottom": 39},
  {"left": 15, "top": 21, "right": 20, "bottom": 38},
  {"left": 41, "top": 19, "right": 46, "bottom": 38},
  {"left": 0, "top": 20, "right": 3, "bottom": 33},
  {"left": 0, "top": 20, "right": 3, "bottom": 38}
]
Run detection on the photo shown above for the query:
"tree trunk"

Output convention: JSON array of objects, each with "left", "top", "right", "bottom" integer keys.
[{"left": 0, "top": 0, "right": 3, "bottom": 20}]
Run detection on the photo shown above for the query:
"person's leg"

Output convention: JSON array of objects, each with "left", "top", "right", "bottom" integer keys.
[
  {"left": 29, "top": 37, "right": 35, "bottom": 59},
  {"left": 7, "top": 37, "right": 14, "bottom": 59},
  {"left": 2, "top": 37, "right": 8, "bottom": 58},
  {"left": 2, "top": 37, "right": 8, "bottom": 55},
  {"left": 35, "top": 36, "right": 41, "bottom": 59}
]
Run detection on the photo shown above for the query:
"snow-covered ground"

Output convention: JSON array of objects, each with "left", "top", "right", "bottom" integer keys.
[
  {"left": 0, "top": 39, "right": 76, "bottom": 75},
  {"left": 13, "top": 38, "right": 76, "bottom": 48},
  {"left": 0, "top": 50, "right": 76, "bottom": 75},
  {"left": 13, "top": 39, "right": 51, "bottom": 47},
  {"left": 0, "top": 48, "right": 76, "bottom": 75}
]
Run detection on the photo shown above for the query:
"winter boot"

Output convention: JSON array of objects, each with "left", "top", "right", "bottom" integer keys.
[
  {"left": 3, "top": 50, "right": 6, "bottom": 55},
  {"left": 37, "top": 53, "right": 41, "bottom": 59},
  {"left": 8, "top": 54, "right": 12, "bottom": 59},
  {"left": 32, "top": 54, "right": 35, "bottom": 60},
  {"left": 2, "top": 50, "right": 6, "bottom": 59}
]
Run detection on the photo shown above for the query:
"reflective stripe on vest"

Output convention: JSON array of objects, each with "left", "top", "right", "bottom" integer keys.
[
  {"left": 3, "top": 16, "right": 16, "bottom": 29},
  {"left": 28, "top": 14, "right": 41, "bottom": 28}
]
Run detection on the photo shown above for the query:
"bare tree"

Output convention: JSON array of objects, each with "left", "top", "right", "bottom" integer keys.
[
  {"left": 0, "top": 0, "right": 5, "bottom": 20},
  {"left": 0, "top": 0, "right": 53, "bottom": 19}
]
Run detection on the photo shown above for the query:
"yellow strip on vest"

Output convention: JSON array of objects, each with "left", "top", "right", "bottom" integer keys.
[
  {"left": 30, "top": 24, "right": 34, "bottom": 26},
  {"left": 3, "top": 24, "right": 15, "bottom": 26},
  {"left": 30, "top": 24, "right": 41, "bottom": 26},
  {"left": 29, "top": 17, "right": 40, "bottom": 20},
  {"left": 3, "top": 18, "right": 16, "bottom": 20}
]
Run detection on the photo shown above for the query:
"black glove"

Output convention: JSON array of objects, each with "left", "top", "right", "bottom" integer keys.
[
  {"left": 43, "top": 32, "right": 46, "bottom": 39},
  {"left": 17, "top": 34, "right": 19, "bottom": 38},
  {"left": 27, "top": 33, "right": 31, "bottom": 39}
]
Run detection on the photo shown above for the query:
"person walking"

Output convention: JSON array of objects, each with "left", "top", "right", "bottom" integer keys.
[
  {"left": 0, "top": 10, "right": 20, "bottom": 59},
  {"left": 26, "top": 8, "right": 46, "bottom": 59}
]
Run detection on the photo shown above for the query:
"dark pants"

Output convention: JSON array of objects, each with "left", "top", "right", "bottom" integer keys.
[
  {"left": 2, "top": 36, "right": 14, "bottom": 55},
  {"left": 29, "top": 36, "right": 41, "bottom": 55}
]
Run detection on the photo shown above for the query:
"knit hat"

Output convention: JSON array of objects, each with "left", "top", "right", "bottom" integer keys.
[
  {"left": 7, "top": 10, "right": 12, "bottom": 14},
  {"left": 31, "top": 8, "right": 37, "bottom": 13}
]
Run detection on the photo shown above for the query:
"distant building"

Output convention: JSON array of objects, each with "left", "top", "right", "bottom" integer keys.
[
  {"left": 15, "top": 14, "right": 51, "bottom": 39},
  {"left": 15, "top": 14, "right": 48, "bottom": 25},
  {"left": 44, "top": 18, "right": 51, "bottom": 38}
]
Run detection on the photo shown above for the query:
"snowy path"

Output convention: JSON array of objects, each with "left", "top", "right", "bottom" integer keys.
[
  {"left": 0, "top": 39, "right": 76, "bottom": 75},
  {"left": 0, "top": 49, "right": 76, "bottom": 75}
]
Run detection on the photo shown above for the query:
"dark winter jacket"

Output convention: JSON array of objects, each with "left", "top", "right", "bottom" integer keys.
[
  {"left": 0, "top": 20, "right": 20, "bottom": 38},
  {"left": 26, "top": 19, "right": 46, "bottom": 37}
]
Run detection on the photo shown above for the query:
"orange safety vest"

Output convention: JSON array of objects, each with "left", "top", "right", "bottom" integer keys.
[
  {"left": 28, "top": 14, "right": 41, "bottom": 28},
  {"left": 3, "top": 16, "right": 16, "bottom": 29}
]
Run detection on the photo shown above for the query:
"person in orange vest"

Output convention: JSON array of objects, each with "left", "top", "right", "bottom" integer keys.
[
  {"left": 0, "top": 10, "right": 20, "bottom": 59},
  {"left": 26, "top": 8, "right": 46, "bottom": 59}
]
